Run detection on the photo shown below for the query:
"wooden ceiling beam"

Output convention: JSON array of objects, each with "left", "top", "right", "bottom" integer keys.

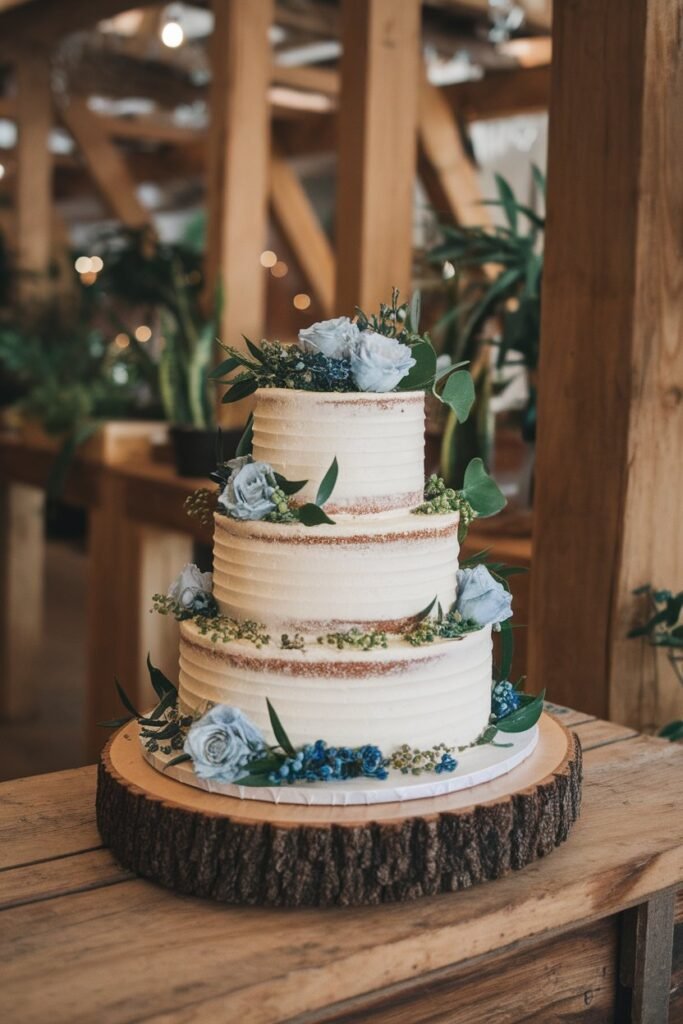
[{"left": 444, "top": 64, "right": 550, "bottom": 122}]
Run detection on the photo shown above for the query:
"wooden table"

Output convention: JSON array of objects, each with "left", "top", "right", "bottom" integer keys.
[{"left": 1, "top": 707, "right": 681, "bottom": 1024}]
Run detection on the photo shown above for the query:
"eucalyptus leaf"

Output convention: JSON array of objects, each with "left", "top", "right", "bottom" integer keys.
[
  {"left": 140, "top": 721, "right": 180, "bottom": 740},
  {"left": 209, "top": 355, "right": 241, "bottom": 380},
  {"left": 146, "top": 654, "right": 177, "bottom": 700},
  {"left": 461, "top": 458, "right": 507, "bottom": 518},
  {"left": 496, "top": 691, "right": 545, "bottom": 733},
  {"left": 315, "top": 456, "right": 338, "bottom": 507},
  {"left": 407, "top": 291, "right": 421, "bottom": 333},
  {"left": 164, "top": 753, "right": 192, "bottom": 768},
  {"left": 266, "top": 698, "right": 297, "bottom": 757},
  {"left": 440, "top": 370, "right": 475, "bottom": 423},
  {"left": 243, "top": 336, "right": 264, "bottom": 362},
  {"left": 415, "top": 596, "right": 438, "bottom": 623},
  {"left": 298, "top": 503, "right": 335, "bottom": 526},
  {"left": 396, "top": 339, "right": 437, "bottom": 391},
  {"left": 234, "top": 773, "right": 277, "bottom": 787},
  {"left": 115, "top": 678, "right": 140, "bottom": 720},
  {"left": 221, "top": 377, "right": 258, "bottom": 404},
  {"left": 274, "top": 473, "right": 308, "bottom": 496}
]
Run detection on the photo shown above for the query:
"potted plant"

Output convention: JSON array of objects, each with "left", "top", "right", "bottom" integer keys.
[{"left": 428, "top": 169, "right": 544, "bottom": 496}]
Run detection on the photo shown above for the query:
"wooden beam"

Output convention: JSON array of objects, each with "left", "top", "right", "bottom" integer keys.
[
  {"left": 0, "top": 0, "right": 160, "bottom": 55},
  {"left": 270, "top": 143, "right": 334, "bottom": 316},
  {"left": 336, "top": 0, "right": 421, "bottom": 314},
  {"left": 271, "top": 63, "right": 340, "bottom": 97},
  {"left": 205, "top": 0, "right": 273, "bottom": 425},
  {"left": 444, "top": 65, "right": 550, "bottom": 122},
  {"left": 528, "top": 0, "right": 683, "bottom": 729},
  {"left": 59, "top": 98, "right": 151, "bottom": 229},
  {"left": 418, "top": 75, "right": 490, "bottom": 228},
  {"left": 15, "top": 51, "right": 52, "bottom": 301}
]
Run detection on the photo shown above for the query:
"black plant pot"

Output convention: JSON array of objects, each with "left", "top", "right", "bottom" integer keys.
[{"left": 169, "top": 426, "right": 243, "bottom": 479}]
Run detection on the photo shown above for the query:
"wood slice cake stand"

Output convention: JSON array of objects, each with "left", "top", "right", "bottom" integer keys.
[{"left": 96, "top": 713, "right": 582, "bottom": 907}]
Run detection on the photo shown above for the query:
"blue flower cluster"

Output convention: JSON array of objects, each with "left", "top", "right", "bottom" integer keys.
[
  {"left": 270, "top": 740, "right": 388, "bottom": 784},
  {"left": 435, "top": 753, "right": 458, "bottom": 774},
  {"left": 491, "top": 680, "right": 521, "bottom": 720}
]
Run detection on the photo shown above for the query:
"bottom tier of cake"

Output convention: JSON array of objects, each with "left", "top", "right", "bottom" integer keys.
[{"left": 177, "top": 620, "right": 493, "bottom": 751}]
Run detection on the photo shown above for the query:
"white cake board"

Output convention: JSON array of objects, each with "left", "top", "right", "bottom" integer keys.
[{"left": 142, "top": 724, "right": 539, "bottom": 806}]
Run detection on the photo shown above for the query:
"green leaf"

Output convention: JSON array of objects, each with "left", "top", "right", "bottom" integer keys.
[
  {"left": 415, "top": 596, "right": 437, "bottom": 623},
  {"left": 209, "top": 355, "right": 242, "bottom": 379},
  {"left": 532, "top": 163, "right": 546, "bottom": 197},
  {"left": 139, "top": 689, "right": 177, "bottom": 724},
  {"left": 315, "top": 456, "right": 338, "bottom": 507},
  {"left": 221, "top": 377, "right": 258, "bottom": 404},
  {"left": 494, "top": 173, "right": 518, "bottom": 233},
  {"left": 658, "top": 720, "right": 683, "bottom": 741},
  {"left": 164, "top": 753, "right": 192, "bottom": 768},
  {"left": 461, "top": 458, "right": 507, "bottom": 518},
  {"left": 396, "top": 339, "right": 437, "bottom": 391},
  {"left": 274, "top": 473, "right": 308, "bottom": 496},
  {"left": 439, "top": 370, "right": 475, "bottom": 423},
  {"left": 98, "top": 716, "right": 133, "bottom": 729},
  {"left": 233, "top": 772, "right": 276, "bottom": 787},
  {"left": 243, "top": 754, "right": 285, "bottom": 774},
  {"left": 243, "top": 335, "right": 265, "bottom": 362},
  {"left": 140, "top": 721, "right": 180, "bottom": 740},
  {"left": 266, "top": 698, "right": 297, "bottom": 757},
  {"left": 146, "top": 654, "right": 177, "bottom": 700},
  {"left": 297, "top": 503, "right": 335, "bottom": 526},
  {"left": 497, "top": 691, "right": 545, "bottom": 733},
  {"left": 407, "top": 290, "right": 421, "bottom": 333},
  {"left": 236, "top": 413, "right": 254, "bottom": 457},
  {"left": 115, "top": 678, "right": 141, "bottom": 719}
]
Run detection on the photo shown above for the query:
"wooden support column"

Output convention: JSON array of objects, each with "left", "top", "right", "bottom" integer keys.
[
  {"left": 60, "top": 98, "right": 151, "bottom": 229},
  {"left": 15, "top": 51, "right": 52, "bottom": 302},
  {"left": 270, "top": 143, "right": 335, "bottom": 316},
  {"left": 529, "top": 0, "right": 683, "bottom": 727},
  {"left": 206, "top": 0, "right": 272, "bottom": 425},
  {"left": 617, "top": 890, "right": 676, "bottom": 1023},
  {"left": 336, "top": 0, "right": 421, "bottom": 313}
]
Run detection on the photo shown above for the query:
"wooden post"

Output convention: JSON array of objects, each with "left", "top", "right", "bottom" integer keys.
[
  {"left": 206, "top": 0, "right": 272, "bottom": 425},
  {"left": 529, "top": 0, "right": 683, "bottom": 727},
  {"left": 617, "top": 890, "right": 675, "bottom": 1023},
  {"left": 336, "top": 0, "right": 421, "bottom": 313},
  {"left": 15, "top": 51, "right": 52, "bottom": 302}
]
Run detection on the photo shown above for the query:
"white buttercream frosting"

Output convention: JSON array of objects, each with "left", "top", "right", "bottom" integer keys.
[
  {"left": 179, "top": 622, "right": 493, "bottom": 751},
  {"left": 213, "top": 510, "right": 460, "bottom": 632},
  {"left": 251, "top": 388, "right": 425, "bottom": 513}
]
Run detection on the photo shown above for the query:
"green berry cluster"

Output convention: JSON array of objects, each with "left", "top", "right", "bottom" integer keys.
[
  {"left": 389, "top": 742, "right": 456, "bottom": 775},
  {"left": 413, "top": 475, "right": 477, "bottom": 526},
  {"left": 280, "top": 633, "right": 306, "bottom": 650},
  {"left": 317, "top": 628, "right": 388, "bottom": 651},
  {"left": 184, "top": 487, "right": 218, "bottom": 526},
  {"left": 264, "top": 486, "right": 298, "bottom": 524},
  {"left": 404, "top": 611, "right": 480, "bottom": 646},
  {"left": 195, "top": 614, "right": 270, "bottom": 648}
]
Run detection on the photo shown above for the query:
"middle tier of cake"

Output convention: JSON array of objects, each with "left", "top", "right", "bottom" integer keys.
[
  {"left": 213, "top": 510, "right": 460, "bottom": 634},
  {"left": 178, "top": 622, "right": 493, "bottom": 750}
]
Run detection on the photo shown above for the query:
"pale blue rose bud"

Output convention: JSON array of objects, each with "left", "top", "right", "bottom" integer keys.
[
  {"left": 167, "top": 563, "right": 213, "bottom": 609},
  {"left": 350, "top": 330, "right": 416, "bottom": 393},
  {"left": 184, "top": 705, "right": 265, "bottom": 782},
  {"left": 218, "top": 460, "right": 276, "bottom": 520},
  {"left": 454, "top": 565, "right": 513, "bottom": 627},
  {"left": 297, "top": 316, "right": 361, "bottom": 359}
]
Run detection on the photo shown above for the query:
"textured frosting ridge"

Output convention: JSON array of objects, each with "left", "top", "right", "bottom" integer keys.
[
  {"left": 251, "top": 388, "right": 425, "bottom": 513},
  {"left": 179, "top": 622, "right": 493, "bottom": 750},
  {"left": 213, "top": 511, "right": 460, "bottom": 633}
]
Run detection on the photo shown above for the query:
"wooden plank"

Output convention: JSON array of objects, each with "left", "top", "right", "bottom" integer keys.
[
  {"left": 15, "top": 50, "right": 52, "bottom": 302},
  {"left": 444, "top": 65, "right": 550, "bottom": 122},
  {"left": 336, "top": 0, "right": 421, "bottom": 313},
  {"left": 0, "top": 766, "right": 99, "bottom": 869},
  {"left": 0, "top": 850, "right": 130, "bottom": 911},
  {"left": 618, "top": 889, "right": 676, "bottom": 1024},
  {"left": 271, "top": 64, "right": 340, "bottom": 97},
  {"left": 290, "top": 917, "right": 619, "bottom": 1023},
  {"left": 59, "top": 98, "right": 151, "bottom": 229},
  {"left": 0, "top": 736, "right": 680, "bottom": 1024},
  {"left": 572, "top": 718, "right": 640, "bottom": 751},
  {"left": 0, "top": 482, "right": 44, "bottom": 719},
  {"left": 418, "top": 76, "right": 491, "bottom": 229},
  {"left": 528, "top": 0, "right": 683, "bottom": 729},
  {"left": 205, "top": 0, "right": 273, "bottom": 426},
  {"left": 270, "top": 143, "right": 335, "bottom": 316}
]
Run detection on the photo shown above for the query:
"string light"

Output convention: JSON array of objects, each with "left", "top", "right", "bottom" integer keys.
[
  {"left": 74, "top": 256, "right": 92, "bottom": 273},
  {"left": 80, "top": 271, "right": 97, "bottom": 286},
  {"left": 134, "top": 325, "right": 152, "bottom": 342},
  {"left": 161, "top": 19, "right": 184, "bottom": 48},
  {"left": 260, "top": 250, "right": 277, "bottom": 268},
  {"left": 293, "top": 293, "right": 311, "bottom": 310},
  {"left": 271, "top": 260, "right": 288, "bottom": 278},
  {"left": 114, "top": 334, "right": 130, "bottom": 349},
  {"left": 0, "top": 164, "right": 5, "bottom": 181},
  {"left": 90, "top": 256, "right": 104, "bottom": 272},
  {"left": 442, "top": 261, "right": 456, "bottom": 280}
]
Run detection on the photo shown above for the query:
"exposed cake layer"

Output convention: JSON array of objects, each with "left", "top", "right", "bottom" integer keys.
[
  {"left": 179, "top": 622, "right": 492, "bottom": 750},
  {"left": 251, "top": 388, "right": 425, "bottom": 513},
  {"left": 213, "top": 510, "right": 460, "bottom": 633}
]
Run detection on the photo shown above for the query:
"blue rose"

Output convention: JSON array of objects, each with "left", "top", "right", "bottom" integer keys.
[
  {"left": 183, "top": 705, "right": 265, "bottom": 782},
  {"left": 350, "top": 331, "right": 416, "bottom": 392},
  {"left": 167, "top": 563, "right": 213, "bottom": 611},
  {"left": 218, "top": 459, "right": 276, "bottom": 520},
  {"left": 297, "top": 316, "right": 360, "bottom": 359},
  {"left": 454, "top": 565, "right": 513, "bottom": 627}
]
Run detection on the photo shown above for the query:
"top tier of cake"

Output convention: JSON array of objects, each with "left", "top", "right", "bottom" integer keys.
[{"left": 251, "top": 388, "right": 425, "bottom": 514}]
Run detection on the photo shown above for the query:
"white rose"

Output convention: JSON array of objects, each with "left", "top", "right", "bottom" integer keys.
[{"left": 297, "top": 316, "right": 360, "bottom": 359}]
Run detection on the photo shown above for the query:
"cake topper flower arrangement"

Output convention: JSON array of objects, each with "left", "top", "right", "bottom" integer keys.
[{"left": 210, "top": 289, "right": 476, "bottom": 426}]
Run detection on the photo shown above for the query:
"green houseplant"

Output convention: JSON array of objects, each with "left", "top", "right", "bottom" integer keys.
[{"left": 429, "top": 169, "right": 544, "bottom": 490}]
